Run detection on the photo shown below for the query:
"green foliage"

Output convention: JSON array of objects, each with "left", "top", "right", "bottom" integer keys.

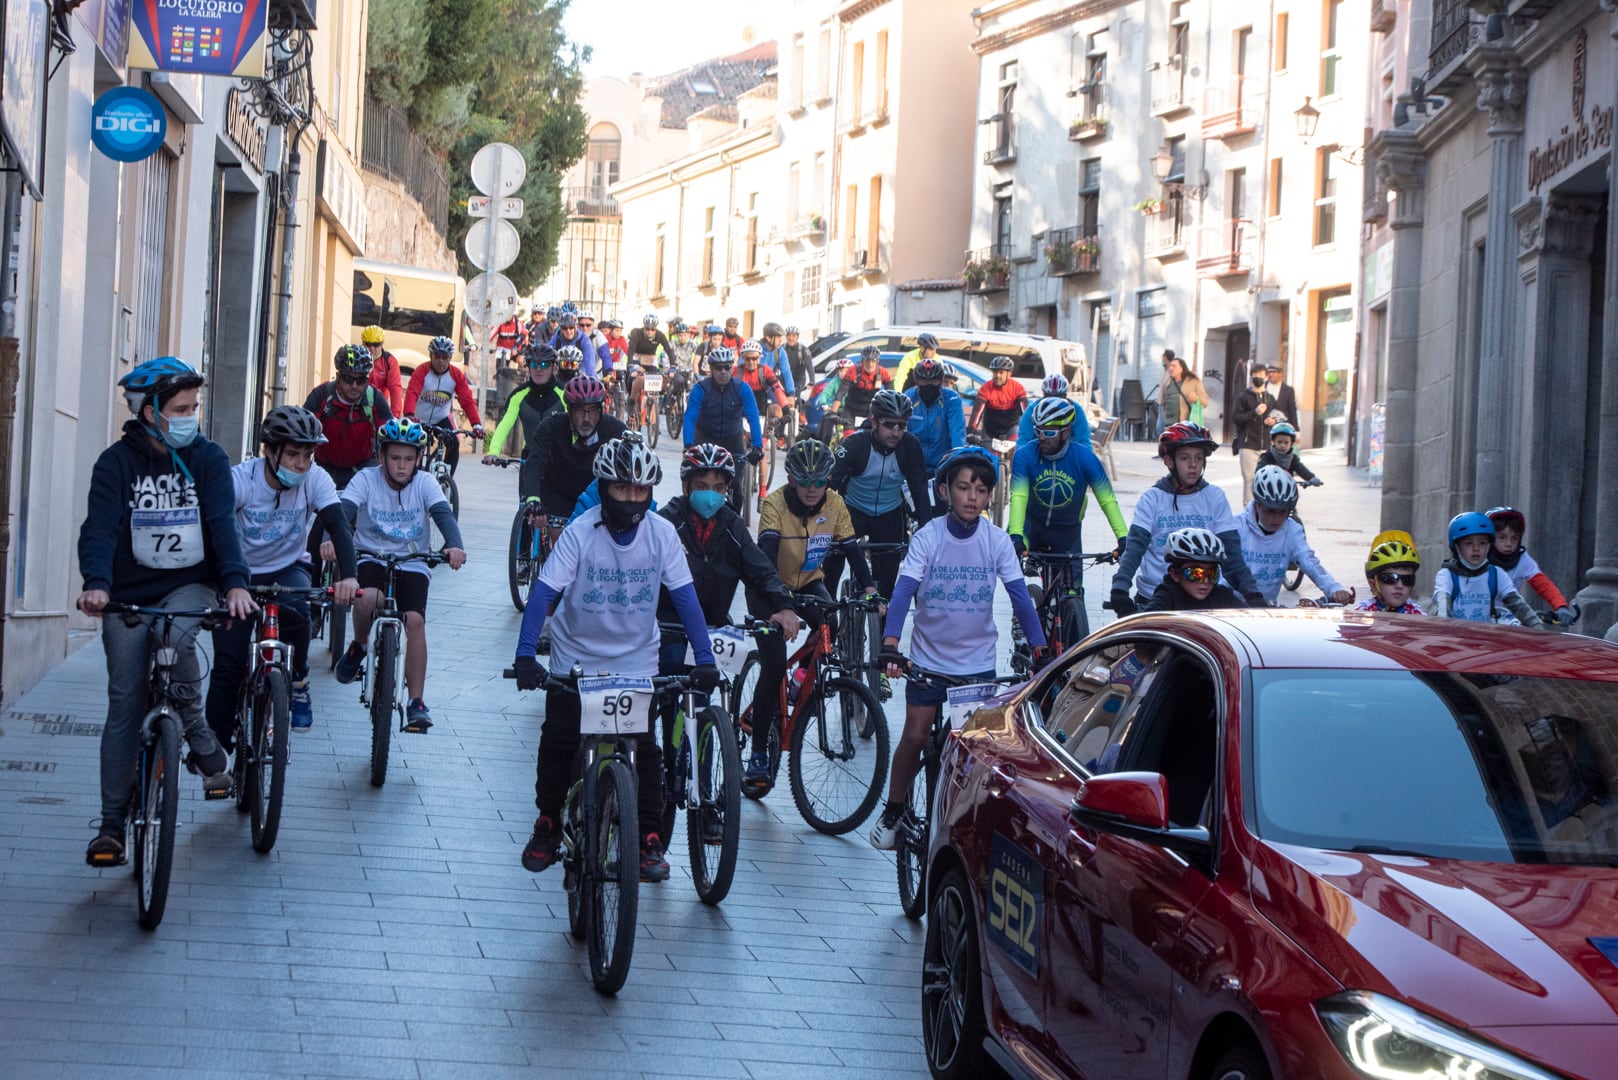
[{"left": 365, "top": 0, "right": 589, "bottom": 293}]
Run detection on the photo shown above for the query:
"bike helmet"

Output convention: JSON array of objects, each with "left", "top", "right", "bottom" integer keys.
[
  {"left": 784, "top": 438, "right": 837, "bottom": 486},
  {"left": 1251, "top": 465, "right": 1299, "bottom": 512},
  {"left": 546, "top": 305, "right": 562, "bottom": 320},
  {"left": 870, "top": 389, "right": 914, "bottom": 421},
  {"left": 762, "top": 321, "right": 784, "bottom": 338},
  {"left": 334, "top": 344, "right": 373, "bottom": 377},
  {"left": 376, "top": 417, "right": 429, "bottom": 453},
  {"left": 935, "top": 444, "right": 999, "bottom": 486},
  {"left": 681, "top": 442, "right": 737, "bottom": 482},
  {"left": 1164, "top": 527, "right": 1225, "bottom": 565},
  {"left": 705, "top": 323, "right": 723, "bottom": 335},
  {"left": 428, "top": 335, "right": 455, "bottom": 357},
  {"left": 562, "top": 300, "right": 579, "bottom": 314},
  {"left": 1486, "top": 505, "right": 1526, "bottom": 533},
  {"left": 361, "top": 325, "right": 385, "bottom": 345},
  {"left": 1158, "top": 421, "right": 1219, "bottom": 457},
  {"left": 1448, "top": 511, "right": 1495, "bottom": 548},
  {"left": 1029, "top": 396, "right": 1077, "bottom": 431},
  {"left": 670, "top": 318, "right": 687, "bottom": 334},
  {"left": 784, "top": 325, "right": 799, "bottom": 335},
  {"left": 1366, "top": 530, "right": 1421, "bottom": 574},
  {"left": 556, "top": 344, "right": 584, "bottom": 369},
  {"left": 917, "top": 332, "right": 939, "bottom": 350},
  {"left": 575, "top": 309, "right": 594, "bottom": 323},
  {"left": 119, "top": 356, "right": 205, "bottom": 415},
  {"left": 564, "top": 375, "right": 607, "bottom": 407},
  {"left": 739, "top": 339, "right": 763, "bottom": 358},
  {"left": 1268, "top": 421, "right": 1298, "bottom": 439},
  {"left": 989, "top": 355, "right": 1015, "bottom": 372},
  {"left": 259, "top": 405, "right": 327, "bottom": 446},
  {"left": 525, "top": 342, "right": 557, "bottom": 368},
  {"left": 836, "top": 357, "right": 856, "bottom": 373},
  {"left": 557, "top": 313, "right": 578, "bottom": 330},
  {"left": 860, "top": 345, "right": 882, "bottom": 362},
  {"left": 1041, "top": 373, "right": 1069, "bottom": 397},
  {"left": 707, "top": 347, "right": 735, "bottom": 367},
  {"left": 593, "top": 436, "right": 663, "bottom": 485},
  {"left": 640, "top": 313, "right": 657, "bottom": 329},
  {"left": 912, "top": 358, "right": 946, "bottom": 382}
]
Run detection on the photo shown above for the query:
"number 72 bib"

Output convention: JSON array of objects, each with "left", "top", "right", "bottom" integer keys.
[{"left": 130, "top": 506, "right": 205, "bottom": 570}]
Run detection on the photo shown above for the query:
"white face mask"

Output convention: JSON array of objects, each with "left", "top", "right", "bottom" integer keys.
[{"left": 161, "top": 414, "right": 199, "bottom": 449}]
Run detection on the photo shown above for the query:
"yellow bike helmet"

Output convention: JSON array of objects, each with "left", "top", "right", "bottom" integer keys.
[
  {"left": 361, "top": 324, "right": 385, "bottom": 345},
  {"left": 1365, "top": 530, "right": 1420, "bottom": 574}
]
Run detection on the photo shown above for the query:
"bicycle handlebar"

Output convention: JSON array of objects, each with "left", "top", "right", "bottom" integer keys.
[
  {"left": 486, "top": 456, "right": 524, "bottom": 468},
  {"left": 243, "top": 584, "right": 332, "bottom": 601},
  {"left": 354, "top": 549, "right": 449, "bottom": 567},
  {"left": 502, "top": 668, "right": 697, "bottom": 693},
  {"left": 858, "top": 659, "right": 1023, "bottom": 689},
  {"left": 1022, "top": 551, "right": 1117, "bottom": 565},
  {"left": 102, "top": 602, "right": 232, "bottom": 630}
]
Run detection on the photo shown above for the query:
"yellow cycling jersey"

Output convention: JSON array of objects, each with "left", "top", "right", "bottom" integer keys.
[{"left": 758, "top": 487, "right": 856, "bottom": 590}]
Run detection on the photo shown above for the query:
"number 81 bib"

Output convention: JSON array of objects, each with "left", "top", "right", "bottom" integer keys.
[{"left": 130, "top": 506, "right": 205, "bottom": 570}]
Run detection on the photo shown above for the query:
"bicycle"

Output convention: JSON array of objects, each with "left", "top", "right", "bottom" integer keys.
[
  {"left": 637, "top": 365, "right": 663, "bottom": 449},
  {"left": 424, "top": 426, "right": 475, "bottom": 520},
  {"left": 966, "top": 431, "right": 1018, "bottom": 527},
  {"left": 1282, "top": 478, "right": 1324, "bottom": 591},
  {"left": 230, "top": 583, "right": 329, "bottom": 853},
  {"left": 487, "top": 457, "right": 562, "bottom": 612},
  {"left": 662, "top": 369, "right": 689, "bottom": 441},
  {"left": 883, "top": 662, "right": 1022, "bottom": 919},
  {"left": 837, "top": 539, "right": 911, "bottom": 709},
  {"left": 1011, "top": 550, "right": 1116, "bottom": 674},
  {"left": 308, "top": 555, "right": 348, "bottom": 670},
  {"left": 102, "top": 601, "right": 231, "bottom": 929},
  {"left": 729, "top": 594, "right": 889, "bottom": 835},
  {"left": 352, "top": 549, "right": 447, "bottom": 787}
]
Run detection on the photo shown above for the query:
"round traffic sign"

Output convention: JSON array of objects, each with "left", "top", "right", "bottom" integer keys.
[
  {"left": 469, "top": 142, "right": 527, "bottom": 197},
  {"left": 465, "top": 218, "right": 521, "bottom": 272},
  {"left": 465, "top": 272, "right": 520, "bottom": 328}
]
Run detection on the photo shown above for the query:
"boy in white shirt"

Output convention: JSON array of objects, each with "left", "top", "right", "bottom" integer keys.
[
  {"left": 1236, "top": 466, "right": 1353, "bottom": 605},
  {"left": 1432, "top": 512, "right": 1542, "bottom": 627}
]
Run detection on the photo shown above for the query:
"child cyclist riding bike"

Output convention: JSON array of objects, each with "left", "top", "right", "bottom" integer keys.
[
  {"left": 1142, "top": 529, "right": 1250, "bottom": 611},
  {"left": 1486, "top": 506, "right": 1579, "bottom": 626},
  {"left": 1235, "top": 466, "right": 1353, "bottom": 605},
  {"left": 1432, "top": 512, "right": 1544, "bottom": 627},
  {"left": 1358, "top": 531, "right": 1426, "bottom": 614},
  {"left": 870, "top": 445, "right": 1051, "bottom": 851}
]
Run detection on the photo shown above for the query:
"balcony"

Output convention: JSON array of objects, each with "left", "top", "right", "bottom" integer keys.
[
  {"left": 1142, "top": 201, "right": 1186, "bottom": 259},
  {"left": 1043, "top": 226, "right": 1100, "bottom": 276},
  {"left": 983, "top": 124, "right": 1017, "bottom": 166},
  {"left": 1150, "top": 56, "right": 1190, "bottom": 116},
  {"left": 963, "top": 244, "right": 1011, "bottom": 293},
  {"left": 361, "top": 96, "right": 449, "bottom": 238},
  {"left": 1201, "top": 78, "right": 1258, "bottom": 139},
  {"left": 1370, "top": 0, "right": 1397, "bottom": 33},
  {"left": 842, "top": 246, "right": 884, "bottom": 279},
  {"left": 1427, "top": 0, "right": 1483, "bottom": 93},
  {"left": 1196, "top": 219, "right": 1255, "bottom": 277},
  {"left": 787, "top": 213, "right": 826, "bottom": 242},
  {"left": 564, "top": 185, "right": 619, "bottom": 219},
  {"left": 1508, "top": 0, "right": 1561, "bottom": 17},
  {"left": 270, "top": 0, "right": 317, "bottom": 29}
]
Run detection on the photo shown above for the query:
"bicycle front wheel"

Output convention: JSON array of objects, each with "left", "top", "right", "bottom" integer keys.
[
  {"left": 736, "top": 459, "right": 754, "bottom": 526},
  {"left": 249, "top": 667, "right": 291, "bottom": 853},
  {"left": 759, "top": 429, "right": 776, "bottom": 511},
  {"left": 897, "top": 753, "right": 937, "bottom": 920},
  {"left": 326, "top": 562, "right": 348, "bottom": 669},
  {"left": 508, "top": 506, "right": 535, "bottom": 613},
  {"left": 1058, "top": 595, "right": 1089, "bottom": 652},
  {"left": 369, "top": 624, "right": 398, "bottom": 788},
  {"left": 446, "top": 474, "right": 461, "bottom": 519},
  {"left": 135, "top": 712, "right": 181, "bottom": 930},
  {"left": 838, "top": 580, "right": 883, "bottom": 721},
  {"left": 687, "top": 706, "right": 741, "bottom": 906},
  {"left": 645, "top": 399, "right": 660, "bottom": 449},
  {"left": 588, "top": 759, "right": 639, "bottom": 995},
  {"left": 789, "top": 675, "right": 889, "bottom": 835}
]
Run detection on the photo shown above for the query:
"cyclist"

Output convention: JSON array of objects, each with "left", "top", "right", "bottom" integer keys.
[
  {"left": 555, "top": 344, "right": 583, "bottom": 389},
  {"left": 305, "top": 345, "right": 394, "bottom": 489},
  {"left": 721, "top": 316, "right": 744, "bottom": 351},
  {"left": 869, "top": 444, "right": 1049, "bottom": 850},
  {"left": 360, "top": 324, "right": 405, "bottom": 414},
  {"left": 780, "top": 325, "right": 815, "bottom": 394},
  {"left": 681, "top": 347, "right": 764, "bottom": 514},
  {"left": 694, "top": 323, "right": 725, "bottom": 369},
  {"left": 333, "top": 418, "right": 468, "bottom": 732},
  {"left": 1256, "top": 419, "right": 1323, "bottom": 487},
  {"left": 968, "top": 356, "right": 1028, "bottom": 440},
  {"left": 601, "top": 319, "right": 630, "bottom": 371},
  {"left": 78, "top": 357, "right": 255, "bottom": 865},
  {"left": 892, "top": 331, "right": 940, "bottom": 393},
  {"left": 1487, "top": 506, "right": 1578, "bottom": 625},
  {"left": 902, "top": 358, "right": 965, "bottom": 516},
  {"left": 1015, "top": 372, "right": 1092, "bottom": 447},
  {"left": 1109, "top": 422, "right": 1266, "bottom": 614},
  {"left": 1359, "top": 530, "right": 1425, "bottom": 614},
  {"left": 1433, "top": 512, "right": 1544, "bottom": 626},
  {"left": 813, "top": 357, "right": 858, "bottom": 442},
  {"left": 737, "top": 339, "right": 791, "bottom": 444},
  {"left": 1235, "top": 466, "right": 1352, "bottom": 605},
  {"left": 482, "top": 342, "right": 567, "bottom": 462},
  {"left": 664, "top": 318, "right": 696, "bottom": 373},
  {"left": 525, "top": 307, "right": 554, "bottom": 350},
  {"left": 207, "top": 406, "right": 359, "bottom": 745},
  {"left": 568, "top": 431, "right": 660, "bottom": 523},
  {"left": 549, "top": 312, "right": 607, "bottom": 377},
  {"left": 758, "top": 322, "right": 798, "bottom": 397},
  {"left": 1142, "top": 528, "right": 1250, "bottom": 612},
  {"left": 512, "top": 439, "right": 722, "bottom": 882},
  {"left": 628, "top": 312, "right": 673, "bottom": 367},
  {"left": 491, "top": 312, "right": 528, "bottom": 358},
  {"left": 402, "top": 335, "right": 485, "bottom": 476},
  {"left": 821, "top": 345, "right": 893, "bottom": 429},
  {"left": 576, "top": 310, "right": 610, "bottom": 372},
  {"left": 521, "top": 375, "right": 626, "bottom": 538},
  {"left": 825, "top": 389, "right": 930, "bottom": 603},
  {"left": 749, "top": 439, "right": 877, "bottom": 795},
  {"left": 1007, "top": 396, "right": 1127, "bottom": 560}
]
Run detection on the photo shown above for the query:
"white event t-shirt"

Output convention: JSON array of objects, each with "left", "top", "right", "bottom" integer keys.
[
  {"left": 539, "top": 507, "right": 694, "bottom": 677},
  {"left": 231, "top": 458, "right": 341, "bottom": 576},
  {"left": 1129, "top": 484, "right": 1238, "bottom": 597},
  {"left": 340, "top": 467, "right": 448, "bottom": 577},
  {"left": 897, "top": 516, "right": 1023, "bottom": 675}
]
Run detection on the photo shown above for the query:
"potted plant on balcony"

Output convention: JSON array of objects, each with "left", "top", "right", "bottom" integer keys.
[
  {"left": 809, "top": 213, "right": 825, "bottom": 234},
  {"left": 963, "top": 253, "right": 1011, "bottom": 289},
  {"left": 1133, "top": 198, "right": 1164, "bottom": 215},
  {"left": 1068, "top": 115, "right": 1108, "bottom": 140}
]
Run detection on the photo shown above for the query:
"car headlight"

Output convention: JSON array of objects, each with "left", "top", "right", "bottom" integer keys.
[{"left": 1315, "top": 991, "right": 1563, "bottom": 1080}]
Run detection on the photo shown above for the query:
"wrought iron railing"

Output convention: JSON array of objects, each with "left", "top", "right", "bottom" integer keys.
[
  {"left": 1044, "top": 226, "right": 1101, "bottom": 275},
  {"left": 963, "top": 243, "right": 1012, "bottom": 292},
  {"left": 564, "top": 185, "right": 619, "bottom": 218},
  {"left": 1428, "top": 0, "right": 1481, "bottom": 88},
  {"left": 1195, "top": 219, "right": 1255, "bottom": 276},
  {"left": 361, "top": 96, "right": 449, "bottom": 238}
]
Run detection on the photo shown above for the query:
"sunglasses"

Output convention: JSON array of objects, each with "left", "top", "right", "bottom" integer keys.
[
  {"left": 797, "top": 476, "right": 832, "bottom": 488},
  {"left": 528, "top": 360, "right": 553, "bottom": 369},
  {"left": 337, "top": 373, "right": 368, "bottom": 385},
  {"left": 876, "top": 419, "right": 905, "bottom": 430},
  {"left": 1036, "top": 427, "right": 1066, "bottom": 439},
  {"left": 1376, "top": 572, "right": 1417, "bottom": 587},
  {"left": 1179, "top": 564, "right": 1219, "bottom": 584}
]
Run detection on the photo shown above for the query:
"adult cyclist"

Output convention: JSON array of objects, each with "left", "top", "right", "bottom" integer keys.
[
  {"left": 402, "top": 335, "right": 484, "bottom": 476},
  {"left": 737, "top": 339, "right": 791, "bottom": 445},
  {"left": 758, "top": 321, "right": 799, "bottom": 397},
  {"left": 305, "top": 345, "right": 393, "bottom": 489},
  {"left": 1007, "top": 396, "right": 1127, "bottom": 561},
  {"left": 968, "top": 355, "right": 1028, "bottom": 441},
  {"left": 780, "top": 325, "right": 815, "bottom": 395},
  {"left": 821, "top": 345, "right": 892, "bottom": 430},
  {"left": 1016, "top": 372, "right": 1092, "bottom": 447},
  {"left": 825, "top": 390, "right": 930, "bottom": 604},
  {"left": 360, "top": 324, "right": 404, "bottom": 413},
  {"left": 520, "top": 375, "right": 626, "bottom": 546},
  {"left": 902, "top": 357, "right": 965, "bottom": 515},
  {"left": 892, "top": 331, "right": 940, "bottom": 392},
  {"left": 682, "top": 347, "right": 764, "bottom": 514},
  {"left": 482, "top": 342, "right": 567, "bottom": 462},
  {"left": 549, "top": 313, "right": 607, "bottom": 377}
]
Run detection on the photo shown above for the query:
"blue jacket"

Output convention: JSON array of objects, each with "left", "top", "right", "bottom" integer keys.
[
  {"left": 1017, "top": 396, "right": 1093, "bottom": 448},
  {"left": 903, "top": 386, "right": 965, "bottom": 471},
  {"left": 766, "top": 344, "right": 797, "bottom": 395},
  {"left": 683, "top": 376, "right": 763, "bottom": 449},
  {"left": 548, "top": 331, "right": 610, "bottom": 377}
]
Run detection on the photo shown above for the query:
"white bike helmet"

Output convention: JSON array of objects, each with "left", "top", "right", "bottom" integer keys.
[
  {"left": 1251, "top": 465, "right": 1299, "bottom": 512},
  {"left": 593, "top": 437, "right": 664, "bottom": 486},
  {"left": 1029, "top": 396, "right": 1078, "bottom": 431},
  {"left": 1164, "top": 527, "right": 1225, "bottom": 565}
]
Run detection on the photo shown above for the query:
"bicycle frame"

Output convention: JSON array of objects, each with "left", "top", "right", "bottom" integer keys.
[{"left": 360, "top": 590, "right": 407, "bottom": 727}]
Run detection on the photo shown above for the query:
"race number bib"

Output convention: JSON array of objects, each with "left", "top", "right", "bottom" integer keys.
[
  {"left": 946, "top": 683, "right": 1001, "bottom": 731},
  {"left": 685, "top": 625, "right": 751, "bottom": 676},
  {"left": 130, "top": 506, "right": 205, "bottom": 570},
  {"left": 578, "top": 676, "right": 655, "bottom": 735},
  {"left": 643, "top": 374, "right": 664, "bottom": 393},
  {"left": 990, "top": 438, "right": 1017, "bottom": 456}
]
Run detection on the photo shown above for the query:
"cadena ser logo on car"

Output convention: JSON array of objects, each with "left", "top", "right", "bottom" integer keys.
[{"left": 987, "top": 834, "right": 1042, "bottom": 977}]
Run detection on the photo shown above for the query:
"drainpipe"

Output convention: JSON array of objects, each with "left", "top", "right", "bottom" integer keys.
[
  {"left": 269, "top": 145, "right": 302, "bottom": 407},
  {"left": 0, "top": 175, "right": 23, "bottom": 697}
]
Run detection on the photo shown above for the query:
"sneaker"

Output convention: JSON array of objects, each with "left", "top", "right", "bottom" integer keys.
[
  {"left": 700, "top": 806, "right": 726, "bottom": 846},
  {"left": 85, "top": 821, "right": 126, "bottom": 867},
  {"left": 639, "top": 833, "right": 671, "bottom": 883},
  {"left": 334, "top": 642, "right": 366, "bottom": 684},
  {"left": 741, "top": 752, "right": 773, "bottom": 799},
  {"left": 185, "top": 729, "right": 232, "bottom": 797},
  {"left": 404, "top": 699, "right": 433, "bottom": 733},
  {"left": 869, "top": 801, "right": 905, "bottom": 851},
  {"left": 521, "top": 815, "right": 561, "bottom": 872},
  {"left": 290, "top": 680, "right": 313, "bottom": 731}
]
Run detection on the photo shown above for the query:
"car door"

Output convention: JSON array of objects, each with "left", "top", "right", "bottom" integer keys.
[{"left": 1030, "top": 638, "right": 1219, "bottom": 1078}]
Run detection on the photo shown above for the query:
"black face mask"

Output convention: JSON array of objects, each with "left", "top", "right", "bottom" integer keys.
[
  {"left": 601, "top": 492, "right": 651, "bottom": 531},
  {"left": 1252, "top": 377, "right": 1266, "bottom": 388},
  {"left": 917, "top": 384, "right": 942, "bottom": 404}
]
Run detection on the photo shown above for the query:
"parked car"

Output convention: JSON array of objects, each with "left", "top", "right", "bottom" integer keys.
[
  {"left": 802, "top": 351, "right": 989, "bottom": 432},
  {"left": 925, "top": 609, "right": 1618, "bottom": 1080},
  {"left": 808, "top": 325, "right": 1089, "bottom": 393}
]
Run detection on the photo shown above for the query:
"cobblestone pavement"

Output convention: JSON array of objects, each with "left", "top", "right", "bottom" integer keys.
[{"left": 0, "top": 425, "right": 1379, "bottom": 1078}]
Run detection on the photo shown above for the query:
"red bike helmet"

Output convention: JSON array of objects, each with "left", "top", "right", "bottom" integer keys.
[{"left": 1157, "top": 421, "right": 1219, "bottom": 457}]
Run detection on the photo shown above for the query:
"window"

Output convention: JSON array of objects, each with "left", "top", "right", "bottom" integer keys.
[
  {"left": 874, "top": 30, "right": 889, "bottom": 117},
  {"left": 653, "top": 226, "right": 667, "bottom": 298},
  {"left": 1320, "top": 0, "right": 1343, "bottom": 96},
  {"left": 791, "top": 33, "right": 805, "bottom": 107},
  {"left": 850, "top": 40, "right": 865, "bottom": 124},
  {"left": 867, "top": 175, "right": 883, "bottom": 263},
  {"left": 1079, "top": 158, "right": 1101, "bottom": 237},
  {"left": 800, "top": 263, "right": 822, "bottom": 309},
  {"left": 1069, "top": 31, "right": 1085, "bottom": 86},
  {"left": 1170, "top": 1, "right": 1190, "bottom": 58},
  {"left": 1314, "top": 149, "right": 1337, "bottom": 246},
  {"left": 994, "top": 187, "right": 1013, "bottom": 253},
  {"left": 701, "top": 208, "right": 716, "bottom": 285},
  {"left": 817, "top": 27, "right": 832, "bottom": 101},
  {"left": 787, "top": 162, "right": 801, "bottom": 227},
  {"left": 586, "top": 122, "right": 621, "bottom": 197},
  {"left": 844, "top": 183, "right": 859, "bottom": 264},
  {"left": 745, "top": 192, "right": 760, "bottom": 273},
  {"left": 783, "top": 269, "right": 796, "bottom": 311},
  {"left": 1165, "top": 135, "right": 1187, "bottom": 182},
  {"left": 1274, "top": 11, "right": 1289, "bottom": 71},
  {"left": 1268, "top": 157, "right": 1283, "bottom": 216},
  {"left": 994, "top": 60, "right": 1017, "bottom": 158},
  {"left": 1083, "top": 39, "right": 1107, "bottom": 120}
]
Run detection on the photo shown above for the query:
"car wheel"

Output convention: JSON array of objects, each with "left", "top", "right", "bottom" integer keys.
[
  {"left": 922, "top": 867, "right": 991, "bottom": 1079},
  {"left": 1208, "top": 1041, "right": 1272, "bottom": 1080}
]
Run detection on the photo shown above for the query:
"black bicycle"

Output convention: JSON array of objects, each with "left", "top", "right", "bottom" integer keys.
[
  {"left": 309, "top": 556, "right": 348, "bottom": 670},
  {"left": 838, "top": 539, "right": 909, "bottom": 710},
  {"left": 488, "top": 457, "right": 562, "bottom": 612},
  {"left": 1012, "top": 550, "right": 1115, "bottom": 674},
  {"left": 102, "top": 602, "right": 230, "bottom": 929},
  {"left": 657, "top": 640, "right": 743, "bottom": 905},
  {"left": 1283, "top": 478, "right": 1324, "bottom": 591},
  {"left": 353, "top": 550, "right": 446, "bottom": 787}
]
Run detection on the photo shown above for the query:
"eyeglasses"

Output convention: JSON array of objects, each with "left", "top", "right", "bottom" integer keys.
[
  {"left": 1179, "top": 564, "right": 1219, "bottom": 584},
  {"left": 1035, "top": 427, "right": 1067, "bottom": 440},
  {"left": 337, "top": 374, "right": 367, "bottom": 385},
  {"left": 528, "top": 360, "right": 552, "bottom": 370},
  {"left": 876, "top": 419, "right": 904, "bottom": 430},
  {"left": 797, "top": 476, "right": 831, "bottom": 488},
  {"left": 1376, "top": 572, "right": 1417, "bottom": 587}
]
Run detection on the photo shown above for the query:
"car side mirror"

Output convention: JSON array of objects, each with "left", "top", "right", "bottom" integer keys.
[{"left": 1069, "top": 771, "right": 1212, "bottom": 857}]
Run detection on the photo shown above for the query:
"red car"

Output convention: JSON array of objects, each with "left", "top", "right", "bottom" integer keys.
[{"left": 924, "top": 609, "right": 1618, "bottom": 1080}]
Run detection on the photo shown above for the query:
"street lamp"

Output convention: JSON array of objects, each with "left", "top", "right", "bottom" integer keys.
[
  {"left": 1150, "top": 142, "right": 1174, "bottom": 182},
  {"left": 1294, "top": 96, "right": 1321, "bottom": 140}
]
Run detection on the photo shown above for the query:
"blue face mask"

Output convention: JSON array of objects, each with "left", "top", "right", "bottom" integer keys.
[
  {"left": 276, "top": 465, "right": 309, "bottom": 489},
  {"left": 688, "top": 489, "right": 726, "bottom": 519},
  {"left": 161, "top": 414, "right": 199, "bottom": 449}
]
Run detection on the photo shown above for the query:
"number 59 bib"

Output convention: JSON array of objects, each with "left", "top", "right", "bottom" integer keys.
[{"left": 130, "top": 506, "right": 205, "bottom": 570}]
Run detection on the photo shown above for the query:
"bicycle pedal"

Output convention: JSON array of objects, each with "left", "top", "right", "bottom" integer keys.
[{"left": 203, "top": 783, "right": 234, "bottom": 801}]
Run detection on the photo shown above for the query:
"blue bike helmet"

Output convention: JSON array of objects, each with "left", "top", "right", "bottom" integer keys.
[
  {"left": 935, "top": 444, "right": 1000, "bottom": 486},
  {"left": 1447, "top": 511, "right": 1495, "bottom": 548},
  {"left": 119, "top": 356, "right": 204, "bottom": 416}
]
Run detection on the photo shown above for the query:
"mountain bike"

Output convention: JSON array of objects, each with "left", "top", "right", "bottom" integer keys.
[
  {"left": 425, "top": 426, "right": 475, "bottom": 521},
  {"left": 729, "top": 594, "right": 889, "bottom": 835},
  {"left": 102, "top": 602, "right": 230, "bottom": 929},
  {"left": 230, "top": 583, "right": 328, "bottom": 853},
  {"left": 637, "top": 365, "right": 663, "bottom": 449},
  {"left": 965, "top": 431, "right": 1018, "bottom": 527},
  {"left": 1011, "top": 550, "right": 1115, "bottom": 674},
  {"left": 488, "top": 457, "right": 561, "bottom": 612},
  {"left": 662, "top": 370, "right": 688, "bottom": 441},
  {"left": 353, "top": 549, "right": 446, "bottom": 787},
  {"left": 1283, "top": 478, "right": 1324, "bottom": 591},
  {"left": 837, "top": 539, "right": 910, "bottom": 710},
  {"left": 308, "top": 556, "right": 349, "bottom": 671}
]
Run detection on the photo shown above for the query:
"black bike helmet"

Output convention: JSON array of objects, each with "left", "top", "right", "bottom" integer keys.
[
  {"left": 761, "top": 321, "right": 785, "bottom": 338},
  {"left": 259, "top": 405, "right": 327, "bottom": 446},
  {"left": 334, "top": 344, "right": 374, "bottom": 377},
  {"left": 912, "top": 358, "right": 946, "bottom": 382},
  {"left": 784, "top": 438, "right": 836, "bottom": 486},
  {"left": 870, "top": 389, "right": 913, "bottom": 421},
  {"left": 525, "top": 342, "right": 557, "bottom": 368},
  {"left": 681, "top": 443, "right": 736, "bottom": 482},
  {"left": 917, "top": 332, "right": 939, "bottom": 350}
]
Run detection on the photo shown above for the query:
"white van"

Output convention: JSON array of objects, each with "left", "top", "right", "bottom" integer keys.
[{"left": 808, "top": 325, "right": 1090, "bottom": 395}]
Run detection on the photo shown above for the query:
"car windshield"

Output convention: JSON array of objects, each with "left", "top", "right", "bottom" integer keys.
[{"left": 1250, "top": 669, "right": 1618, "bottom": 866}]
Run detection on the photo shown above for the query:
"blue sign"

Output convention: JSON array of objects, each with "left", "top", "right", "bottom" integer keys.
[{"left": 91, "top": 87, "right": 166, "bottom": 163}]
